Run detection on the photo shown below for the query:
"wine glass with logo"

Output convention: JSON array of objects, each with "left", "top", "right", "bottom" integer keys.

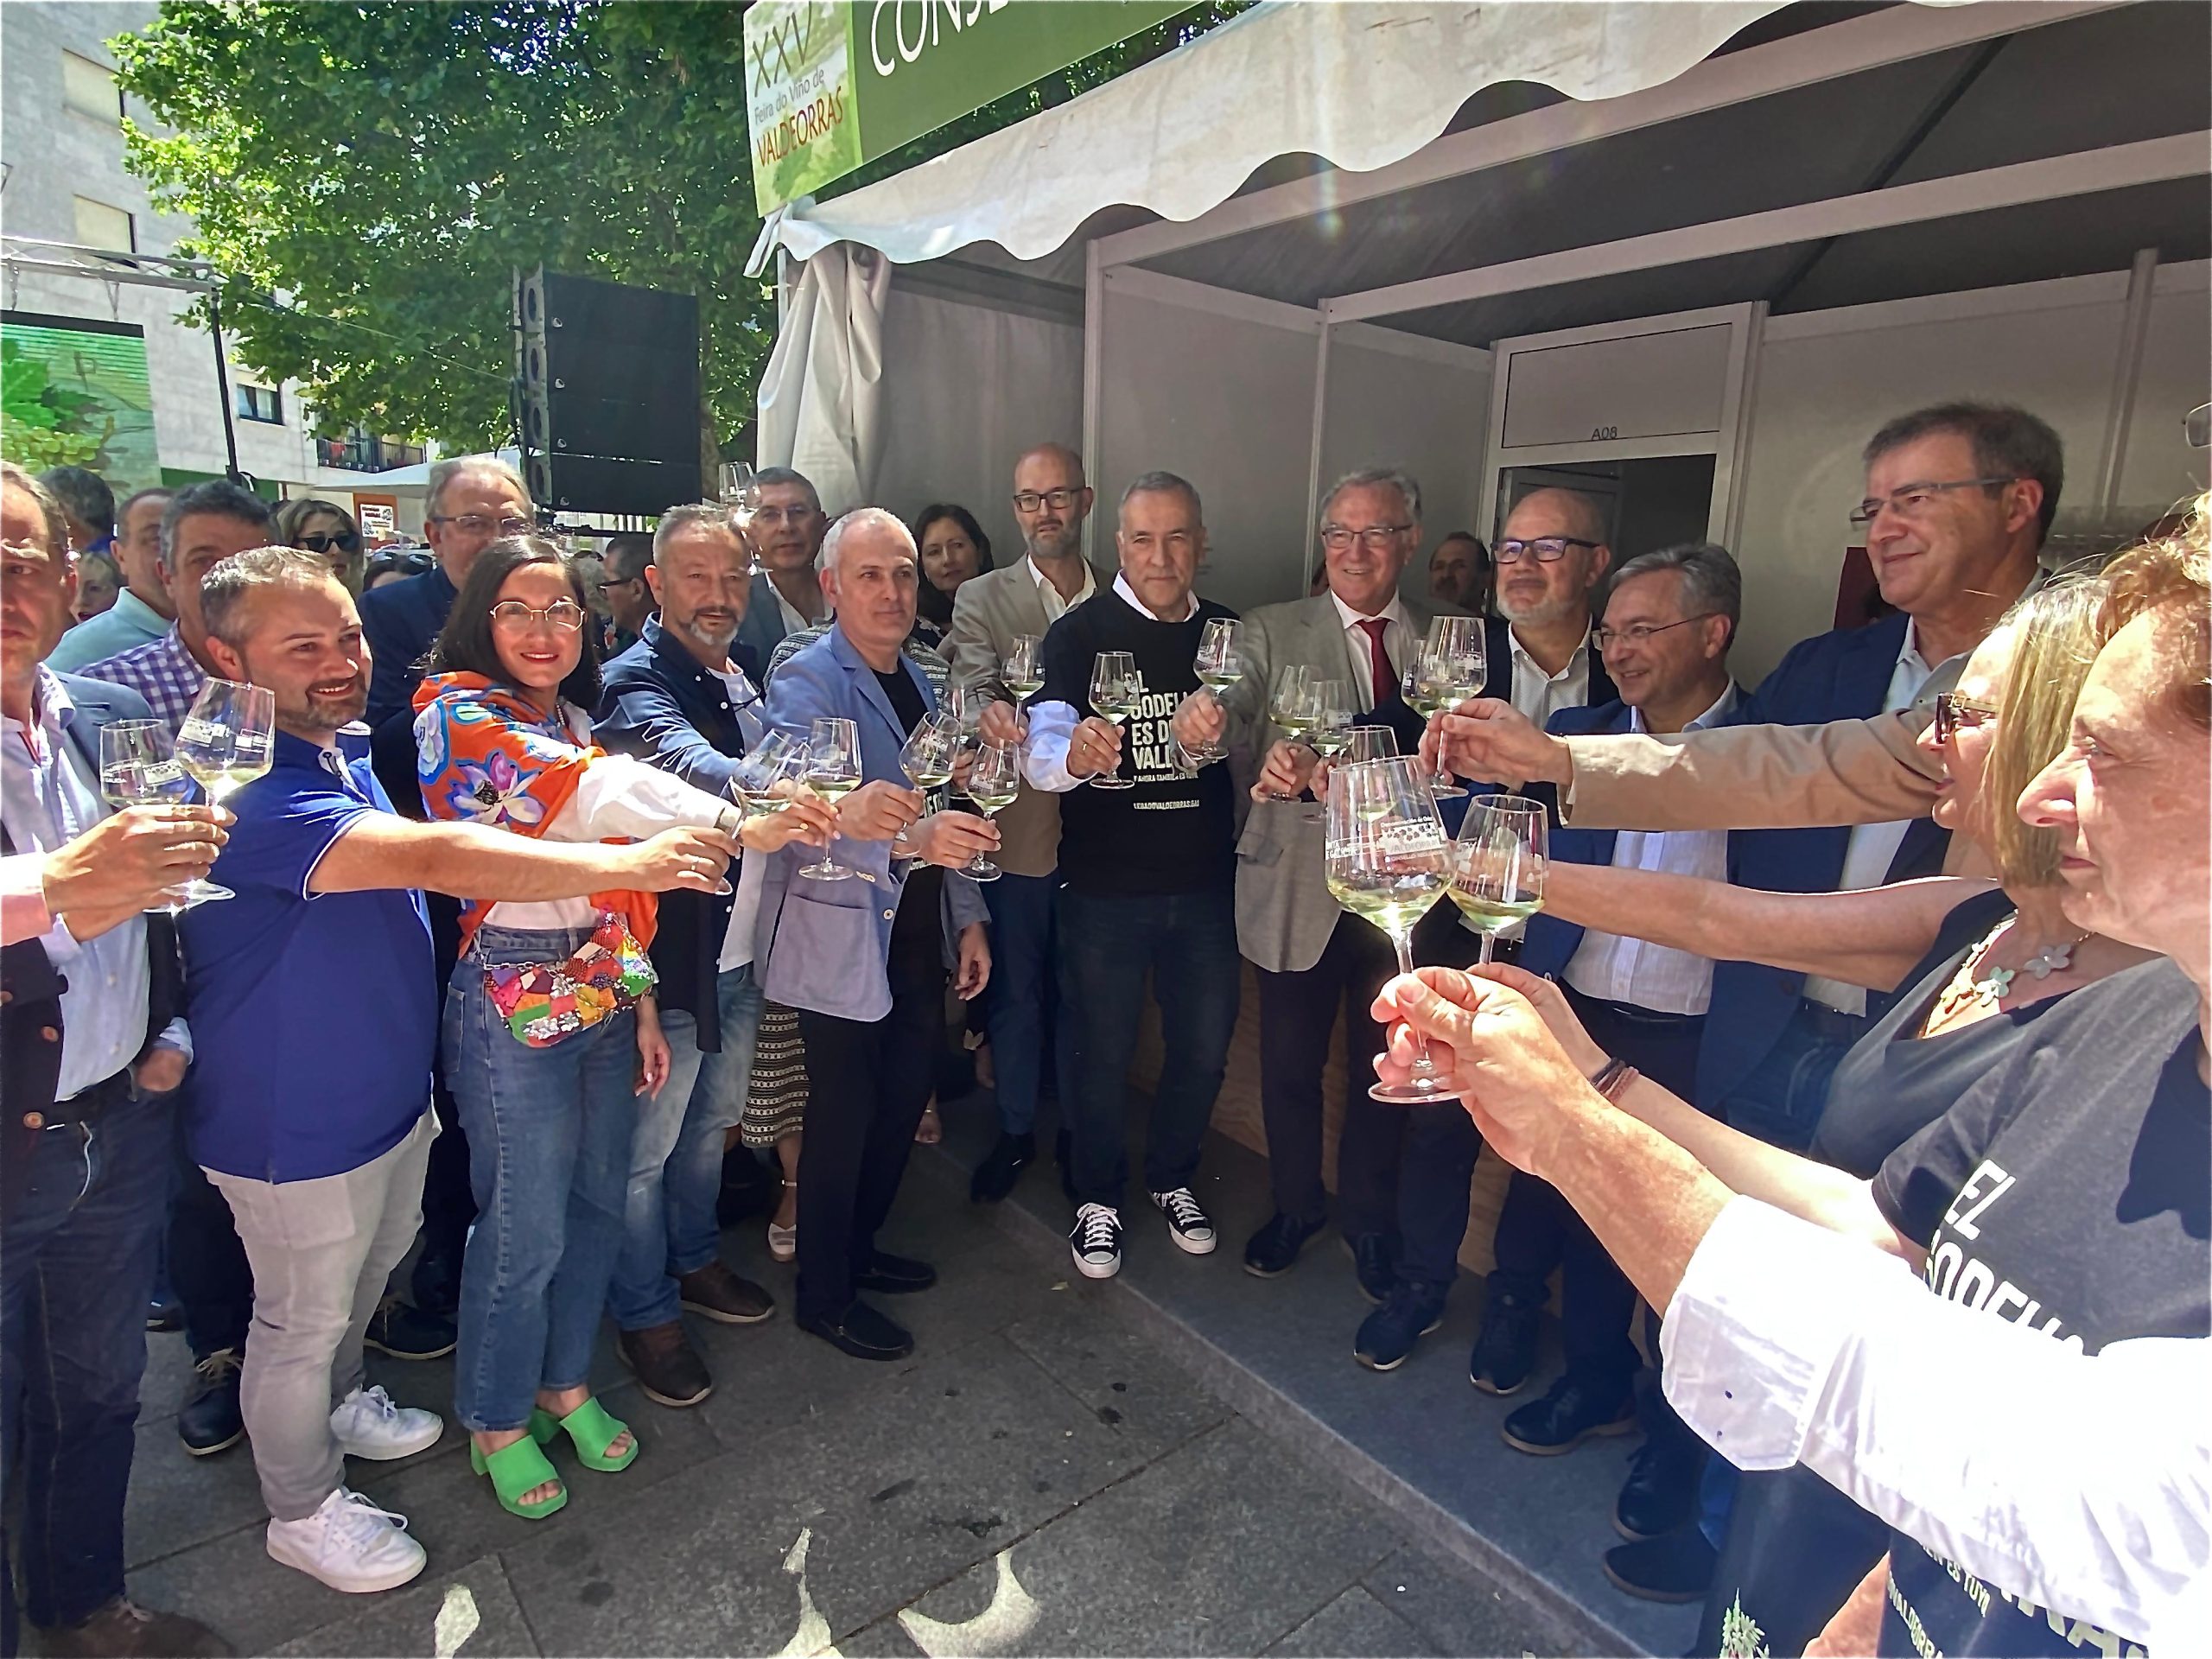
[
  {"left": 1086, "top": 651, "right": 1138, "bottom": 790},
  {"left": 1259, "top": 664, "right": 1318, "bottom": 799},
  {"left": 1325, "top": 757, "right": 1455, "bottom": 1103},
  {"left": 1300, "top": 687, "right": 1364, "bottom": 822},
  {"left": 960, "top": 737, "right": 1020, "bottom": 882},
  {"left": 728, "top": 732, "right": 804, "bottom": 817},
  {"left": 177, "top": 678, "right": 276, "bottom": 806},
  {"left": 1406, "top": 616, "right": 1485, "bottom": 800},
  {"left": 100, "top": 719, "right": 226, "bottom": 908},
  {"left": 899, "top": 715, "right": 959, "bottom": 811},
  {"left": 1184, "top": 617, "right": 1243, "bottom": 766},
  {"left": 798, "top": 716, "right": 861, "bottom": 880},
  {"left": 1002, "top": 635, "right": 1044, "bottom": 702},
  {"left": 719, "top": 461, "right": 762, "bottom": 575},
  {"left": 1448, "top": 794, "right": 1548, "bottom": 964}
]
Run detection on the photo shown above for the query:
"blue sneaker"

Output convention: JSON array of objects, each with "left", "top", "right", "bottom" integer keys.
[{"left": 1353, "top": 1282, "right": 1448, "bottom": 1372}]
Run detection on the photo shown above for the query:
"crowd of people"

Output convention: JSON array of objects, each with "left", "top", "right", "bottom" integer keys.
[{"left": 0, "top": 389, "right": 2202, "bottom": 1659}]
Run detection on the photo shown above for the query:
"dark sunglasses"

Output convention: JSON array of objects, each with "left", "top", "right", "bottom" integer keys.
[
  {"left": 1931, "top": 691, "right": 1998, "bottom": 744},
  {"left": 297, "top": 531, "right": 362, "bottom": 556}
]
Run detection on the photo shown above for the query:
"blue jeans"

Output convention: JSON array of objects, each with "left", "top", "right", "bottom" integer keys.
[
  {"left": 980, "top": 871, "right": 1073, "bottom": 1136},
  {"left": 1713, "top": 1001, "right": 1863, "bottom": 1155},
  {"left": 444, "top": 924, "right": 639, "bottom": 1433},
  {"left": 1, "top": 1090, "right": 172, "bottom": 1638},
  {"left": 1057, "top": 885, "right": 1240, "bottom": 1211},
  {"left": 607, "top": 964, "right": 764, "bottom": 1332}
]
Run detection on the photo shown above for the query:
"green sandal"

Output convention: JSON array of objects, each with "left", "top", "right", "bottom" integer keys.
[
  {"left": 470, "top": 1433, "right": 569, "bottom": 1520},
  {"left": 529, "top": 1397, "right": 639, "bottom": 1471}
]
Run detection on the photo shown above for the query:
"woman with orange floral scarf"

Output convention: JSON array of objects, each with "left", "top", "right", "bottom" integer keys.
[{"left": 414, "top": 536, "right": 830, "bottom": 1522}]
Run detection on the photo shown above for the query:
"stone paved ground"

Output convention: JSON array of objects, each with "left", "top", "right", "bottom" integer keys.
[{"left": 111, "top": 1147, "right": 1571, "bottom": 1658}]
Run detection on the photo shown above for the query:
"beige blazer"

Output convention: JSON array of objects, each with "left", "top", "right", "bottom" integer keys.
[
  {"left": 1561, "top": 709, "right": 1984, "bottom": 874},
  {"left": 1230, "top": 592, "right": 1434, "bottom": 974},
  {"left": 944, "top": 557, "right": 1109, "bottom": 879}
]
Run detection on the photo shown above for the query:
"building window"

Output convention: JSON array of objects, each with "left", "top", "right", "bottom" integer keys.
[
  {"left": 235, "top": 384, "right": 283, "bottom": 425},
  {"left": 72, "top": 196, "right": 135, "bottom": 252},
  {"left": 62, "top": 51, "right": 124, "bottom": 124},
  {"left": 318, "top": 428, "right": 426, "bottom": 472}
]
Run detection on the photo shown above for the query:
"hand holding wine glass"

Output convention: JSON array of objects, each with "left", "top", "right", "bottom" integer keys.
[
  {"left": 1181, "top": 618, "right": 1243, "bottom": 765},
  {"left": 957, "top": 737, "right": 1020, "bottom": 880},
  {"left": 1084, "top": 651, "right": 1138, "bottom": 789},
  {"left": 92, "top": 719, "right": 231, "bottom": 912},
  {"left": 798, "top": 717, "right": 862, "bottom": 880}
]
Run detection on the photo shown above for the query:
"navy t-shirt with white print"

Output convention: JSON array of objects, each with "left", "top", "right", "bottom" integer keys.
[{"left": 1872, "top": 957, "right": 2209, "bottom": 1657}]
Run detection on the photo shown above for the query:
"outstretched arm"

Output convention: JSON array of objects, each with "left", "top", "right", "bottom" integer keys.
[{"left": 309, "top": 813, "right": 734, "bottom": 899}]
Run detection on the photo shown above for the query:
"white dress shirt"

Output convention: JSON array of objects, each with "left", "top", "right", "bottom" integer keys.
[
  {"left": 1326, "top": 590, "right": 1415, "bottom": 711},
  {"left": 1026, "top": 554, "right": 1096, "bottom": 626},
  {"left": 1024, "top": 574, "right": 1192, "bottom": 791},
  {"left": 709, "top": 664, "right": 768, "bottom": 972},
  {"left": 1508, "top": 627, "right": 1595, "bottom": 727},
  {"left": 1663, "top": 1197, "right": 2209, "bottom": 1653},
  {"left": 1561, "top": 686, "right": 1736, "bottom": 1015}
]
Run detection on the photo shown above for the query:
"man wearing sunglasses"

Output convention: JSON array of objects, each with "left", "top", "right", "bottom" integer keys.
[{"left": 360, "top": 457, "right": 532, "bottom": 727}]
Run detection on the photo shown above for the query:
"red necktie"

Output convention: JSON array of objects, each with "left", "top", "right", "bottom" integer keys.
[{"left": 1357, "top": 619, "right": 1402, "bottom": 713}]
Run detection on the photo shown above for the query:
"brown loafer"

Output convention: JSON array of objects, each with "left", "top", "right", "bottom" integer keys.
[
  {"left": 677, "top": 1261, "right": 776, "bottom": 1325},
  {"left": 615, "top": 1320, "right": 714, "bottom": 1408},
  {"left": 41, "top": 1598, "right": 232, "bottom": 1657}
]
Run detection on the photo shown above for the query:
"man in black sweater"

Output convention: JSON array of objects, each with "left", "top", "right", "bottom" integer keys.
[{"left": 1020, "top": 472, "right": 1240, "bottom": 1281}]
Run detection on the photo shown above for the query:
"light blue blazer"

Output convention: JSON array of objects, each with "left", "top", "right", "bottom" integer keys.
[{"left": 752, "top": 626, "right": 988, "bottom": 1022}]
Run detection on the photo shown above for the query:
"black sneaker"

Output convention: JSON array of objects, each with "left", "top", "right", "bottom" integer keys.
[
  {"left": 1467, "top": 1290, "right": 1541, "bottom": 1396},
  {"left": 178, "top": 1348, "right": 245, "bottom": 1457},
  {"left": 969, "top": 1130, "right": 1035, "bottom": 1205},
  {"left": 1500, "top": 1375, "right": 1637, "bottom": 1457},
  {"left": 1070, "top": 1204, "right": 1123, "bottom": 1280},
  {"left": 1352, "top": 1282, "right": 1448, "bottom": 1372},
  {"left": 1148, "top": 1187, "right": 1217, "bottom": 1255},
  {"left": 146, "top": 1291, "right": 182, "bottom": 1333},
  {"left": 363, "top": 1295, "right": 457, "bottom": 1361},
  {"left": 1242, "top": 1212, "right": 1324, "bottom": 1277},
  {"left": 1602, "top": 1529, "right": 1717, "bottom": 1605},
  {"left": 1614, "top": 1427, "right": 1708, "bottom": 1541},
  {"left": 1345, "top": 1233, "right": 1399, "bottom": 1305}
]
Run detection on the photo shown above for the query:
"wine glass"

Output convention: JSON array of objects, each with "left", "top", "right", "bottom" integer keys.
[
  {"left": 1300, "top": 691, "right": 1369, "bottom": 822},
  {"left": 99, "top": 720, "right": 226, "bottom": 908},
  {"left": 899, "top": 715, "right": 959, "bottom": 810},
  {"left": 719, "top": 461, "right": 763, "bottom": 575},
  {"left": 1407, "top": 617, "right": 1485, "bottom": 801},
  {"left": 1186, "top": 617, "right": 1243, "bottom": 766},
  {"left": 1259, "top": 665, "right": 1317, "bottom": 799},
  {"left": 1448, "top": 794, "right": 1548, "bottom": 964},
  {"left": 728, "top": 733, "right": 804, "bottom": 816},
  {"left": 960, "top": 737, "right": 1020, "bottom": 882},
  {"left": 1324, "top": 757, "right": 1456, "bottom": 1103},
  {"left": 1002, "top": 635, "right": 1044, "bottom": 701},
  {"left": 798, "top": 716, "right": 861, "bottom": 880},
  {"left": 1086, "top": 651, "right": 1138, "bottom": 790},
  {"left": 176, "top": 678, "right": 276, "bottom": 806}
]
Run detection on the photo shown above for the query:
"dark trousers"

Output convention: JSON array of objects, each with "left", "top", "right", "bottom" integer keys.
[
  {"left": 1382, "top": 913, "right": 1486, "bottom": 1290},
  {"left": 2, "top": 1091, "right": 171, "bottom": 1646},
  {"left": 1058, "top": 885, "right": 1240, "bottom": 1211},
  {"left": 1490, "top": 988, "right": 1705, "bottom": 1390},
  {"left": 1713, "top": 1000, "right": 1867, "bottom": 1155},
  {"left": 416, "top": 1078, "right": 474, "bottom": 1284},
  {"left": 980, "top": 870, "right": 1073, "bottom": 1138},
  {"left": 168, "top": 1110, "right": 252, "bottom": 1361},
  {"left": 793, "top": 924, "right": 944, "bottom": 1325},
  {"left": 1255, "top": 912, "right": 1402, "bottom": 1233}
]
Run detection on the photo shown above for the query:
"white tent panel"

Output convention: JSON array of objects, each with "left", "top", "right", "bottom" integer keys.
[
  {"left": 2114, "top": 264, "right": 2212, "bottom": 517},
  {"left": 1316, "top": 329, "right": 1492, "bottom": 582},
  {"left": 756, "top": 244, "right": 891, "bottom": 518}
]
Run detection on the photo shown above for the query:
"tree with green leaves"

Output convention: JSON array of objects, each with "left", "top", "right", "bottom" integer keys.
[{"left": 113, "top": 1, "right": 1247, "bottom": 455}]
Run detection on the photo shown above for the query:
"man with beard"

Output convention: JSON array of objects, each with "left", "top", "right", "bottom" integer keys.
[{"left": 182, "top": 548, "right": 737, "bottom": 1592}]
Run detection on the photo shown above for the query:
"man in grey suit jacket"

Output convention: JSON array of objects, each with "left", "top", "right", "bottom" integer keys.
[
  {"left": 1179, "top": 467, "right": 1445, "bottom": 1293},
  {"left": 734, "top": 467, "right": 833, "bottom": 675},
  {"left": 950, "top": 443, "right": 1106, "bottom": 1204}
]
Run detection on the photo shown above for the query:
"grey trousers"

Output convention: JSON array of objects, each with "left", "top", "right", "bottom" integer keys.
[{"left": 206, "top": 1111, "right": 435, "bottom": 1521}]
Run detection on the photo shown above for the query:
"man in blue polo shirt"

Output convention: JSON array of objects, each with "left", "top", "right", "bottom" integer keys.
[{"left": 185, "top": 548, "right": 738, "bottom": 1594}]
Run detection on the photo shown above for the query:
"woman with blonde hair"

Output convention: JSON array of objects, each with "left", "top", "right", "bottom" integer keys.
[{"left": 274, "top": 497, "right": 365, "bottom": 591}]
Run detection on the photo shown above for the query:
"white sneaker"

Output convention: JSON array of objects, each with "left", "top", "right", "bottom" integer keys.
[
  {"left": 1070, "top": 1204, "right": 1124, "bottom": 1280},
  {"left": 330, "top": 1384, "right": 443, "bottom": 1460},
  {"left": 266, "top": 1486, "right": 427, "bottom": 1593},
  {"left": 1150, "top": 1187, "right": 1218, "bottom": 1255}
]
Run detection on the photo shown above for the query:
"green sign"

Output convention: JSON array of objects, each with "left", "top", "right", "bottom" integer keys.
[
  {"left": 1, "top": 312, "right": 162, "bottom": 494},
  {"left": 747, "top": 0, "right": 1194, "bottom": 214}
]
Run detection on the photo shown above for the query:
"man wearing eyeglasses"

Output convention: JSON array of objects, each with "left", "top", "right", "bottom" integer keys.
[
  {"left": 360, "top": 457, "right": 532, "bottom": 728},
  {"left": 597, "top": 532, "right": 656, "bottom": 657},
  {"left": 734, "top": 467, "right": 832, "bottom": 676}
]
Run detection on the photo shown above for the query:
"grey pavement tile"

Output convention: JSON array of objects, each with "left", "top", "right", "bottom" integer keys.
[
  {"left": 124, "top": 1416, "right": 268, "bottom": 1569},
  {"left": 138, "top": 1329, "right": 200, "bottom": 1427},
  {"left": 1002, "top": 1294, "right": 1231, "bottom": 1461},
  {"left": 498, "top": 1335, "right": 1146, "bottom": 1656},
  {"left": 1263, "top": 1585, "right": 1440, "bottom": 1658},
  {"left": 1361, "top": 1547, "right": 1573, "bottom": 1658},
  {"left": 266, "top": 1555, "right": 539, "bottom": 1658},
  {"left": 889, "top": 1418, "right": 1404, "bottom": 1657}
]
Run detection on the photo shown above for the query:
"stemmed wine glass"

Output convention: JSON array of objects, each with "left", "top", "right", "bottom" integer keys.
[
  {"left": 1086, "top": 651, "right": 1138, "bottom": 790},
  {"left": 99, "top": 720, "right": 224, "bottom": 908},
  {"left": 1325, "top": 757, "right": 1456, "bottom": 1103},
  {"left": 1184, "top": 618, "right": 1243, "bottom": 767},
  {"left": 960, "top": 738, "right": 1020, "bottom": 882},
  {"left": 177, "top": 678, "right": 276, "bottom": 806},
  {"left": 1404, "top": 616, "right": 1486, "bottom": 800},
  {"left": 899, "top": 715, "right": 959, "bottom": 810},
  {"left": 1446, "top": 794, "right": 1548, "bottom": 964},
  {"left": 1259, "top": 665, "right": 1317, "bottom": 800},
  {"left": 1300, "top": 695, "right": 1374, "bottom": 822},
  {"left": 728, "top": 732, "right": 807, "bottom": 818},
  {"left": 1002, "top": 636, "right": 1044, "bottom": 701},
  {"left": 798, "top": 716, "right": 861, "bottom": 880},
  {"left": 719, "top": 462, "right": 763, "bottom": 576}
]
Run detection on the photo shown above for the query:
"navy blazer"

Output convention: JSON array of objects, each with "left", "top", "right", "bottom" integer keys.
[
  {"left": 592, "top": 620, "right": 765, "bottom": 1049},
  {"left": 734, "top": 570, "right": 803, "bottom": 688},
  {"left": 1441, "top": 618, "right": 1617, "bottom": 834},
  {"left": 360, "top": 563, "right": 459, "bottom": 728},
  {"left": 3, "top": 675, "right": 184, "bottom": 1213},
  {"left": 1518, "top": 699, "right": 1636, "bottom": 981},
  {"left": 1696, "top": 613, "right": 1950, "bottom": 1111}
]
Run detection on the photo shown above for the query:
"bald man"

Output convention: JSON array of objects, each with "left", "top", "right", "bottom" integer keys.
[{"left": 1490, "top": 489, "right": 1612, "bottom": 726}]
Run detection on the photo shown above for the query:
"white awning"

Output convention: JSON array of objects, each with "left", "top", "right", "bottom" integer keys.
[{"left": 752, "top": 0, "right": 1799, "bottom": 271}]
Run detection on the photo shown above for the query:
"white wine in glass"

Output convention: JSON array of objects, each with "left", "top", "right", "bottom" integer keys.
[
  {"left": 799, "top": 716, "right": 861, "bottom": 880},
  {"left": 176, "top": 679, "right": 275, "bottom": 804},
  {"left": 1086, "top": 651, "right": 1138, "bottom": 790},
  {"left": 100, "top": 720, "right": 228, "bottom": 908},
  {"left": 1448, "top": 794, "right": 1548, "bottom": 963},
  {"left": 961, "top": 737, "right": 1020, "bottom": 880},
  {"left": 1325, "top": 757, "right": 1456, "bottom": 1103},
  {"left": 1002, "top": 635, "right": 1045, "bottom": 701}
]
